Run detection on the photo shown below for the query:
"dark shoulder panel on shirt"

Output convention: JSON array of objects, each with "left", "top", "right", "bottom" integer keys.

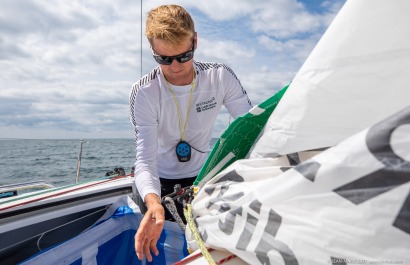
[
  {"left": 194, "top": 61, "right": 239, "bottom": 81},
  {"left": 131, "top": 67, "right": 161, "bottom": 93},
  {"left": 194, "top": 61, "right": 252, "bottom": 106},
  {"left": 129, "top": 67, "right": 160, "bottom": 124}
]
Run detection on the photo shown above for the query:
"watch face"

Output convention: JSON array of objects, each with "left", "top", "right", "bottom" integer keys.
[{"left": 176, "top": 141, "right": 191, "bottom": 162}]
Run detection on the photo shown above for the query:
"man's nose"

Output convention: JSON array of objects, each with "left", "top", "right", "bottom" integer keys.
[{"left": 170, "top": 59, "right": 181, "bottom": 68}]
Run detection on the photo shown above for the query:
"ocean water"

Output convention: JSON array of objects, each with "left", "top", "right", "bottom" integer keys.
[
  {"left": 0, "top": 139, "right": 136, "bottom": 187},
  {"left": 0, "top": 138, "right": 218, "bottom": 187}
]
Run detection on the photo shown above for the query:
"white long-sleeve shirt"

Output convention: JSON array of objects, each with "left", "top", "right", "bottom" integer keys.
[{"left": 129, "top": 61, "right": 252, "bottom": 200}]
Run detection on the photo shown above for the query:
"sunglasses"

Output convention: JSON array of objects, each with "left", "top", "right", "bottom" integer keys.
[{"left": 151, "top": 40, "right": 195, "bottom": 65}]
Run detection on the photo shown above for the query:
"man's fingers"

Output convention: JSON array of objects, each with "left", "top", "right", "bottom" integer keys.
[
  {"left": 134, "top": 232, "right": 144, "bottom": 260},
  {"left": 135, "top": 228, "right": 146, "bottom": 242},
  {"left": 144, "top": 238, "right": 153, "bottom": 262},
  {"left": 135, "top": 219, "right": 150, "bottom": 261},
  {"left": 150, "top": 238, "right": 159, "bottom": 256}
]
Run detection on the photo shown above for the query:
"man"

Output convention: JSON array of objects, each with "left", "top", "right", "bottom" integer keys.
[{"left": 129, "top": 4, "right": 252, "bottom": 261}]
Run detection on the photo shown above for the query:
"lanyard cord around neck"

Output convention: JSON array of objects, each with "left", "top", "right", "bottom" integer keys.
[{"left": 165, "top": 69, "right": 195, "bottom": 142}]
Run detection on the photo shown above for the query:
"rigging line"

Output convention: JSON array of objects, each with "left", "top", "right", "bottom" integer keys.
[
  {"left": 36, "top": 207, "right": 107, "bottom": 251},
  {"left": 140, "top": 0, "right": 143, "bottom": 78}
]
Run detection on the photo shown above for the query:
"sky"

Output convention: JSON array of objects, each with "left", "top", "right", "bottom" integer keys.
[{"left": 0, "top": 0, "right": 346, "bottom": 139}]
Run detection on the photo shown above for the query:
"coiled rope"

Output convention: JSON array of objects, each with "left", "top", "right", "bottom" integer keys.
[
  {"left": 164, "top": 185, "right": 238, "bottom": 264},
  {"left": 184, "top": 202, "right": 217, "bottom": 265},
  {"left": 163, "top": 196, "right": 186, "bottom": 232}
]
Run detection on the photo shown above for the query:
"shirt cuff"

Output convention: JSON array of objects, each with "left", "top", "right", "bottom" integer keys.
[{"left": 134, "top": 170, "right": 161, "bottom": 202}]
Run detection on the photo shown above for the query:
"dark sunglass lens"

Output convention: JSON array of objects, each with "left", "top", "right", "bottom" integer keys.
[
  {"left": 154, "top": 55, "right": 172, "bottom": 65},
  {"left": 176, "top": 51, "right": 194, "bottom": 63}
]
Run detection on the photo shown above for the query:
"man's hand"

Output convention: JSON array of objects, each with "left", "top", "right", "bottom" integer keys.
[{"left": 134, "top": 194, "right": 165, "bottom": 262}]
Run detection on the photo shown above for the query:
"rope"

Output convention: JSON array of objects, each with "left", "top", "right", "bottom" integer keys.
[
  {"left": 140, "top": 0, "right": 143, "bottom": 78},
  {"left": 163, "top": 197, "right": 186, "bottom": 232},
  {"left": 164, "top": 185, "right": 238, "bottom": 264},
  {"left": 180, "top": 186, "right": 238, "bottom": 265},
  {"left": 36, "top": 207, "right": 107, "bottom": 251},
  {"left": 184, "top": 203, "right": 217, "bottom": 265}
]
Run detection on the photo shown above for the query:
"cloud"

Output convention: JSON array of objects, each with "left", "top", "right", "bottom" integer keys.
[
  {"left": 0, "top": 0, "right": 345, "bottom": 139},
  {"left": 249, "top": 2, "right": 321, "bottom": 39},
  {"left": 197, "top": 39, "right": 255, "bottom": 62},
  {"left": 0, "top": 1, "right": 96, "bottom": 35},
  {"left": 257, "top": 32, "right": 323, "bottom": 64},
  {"left": 0, "top": 81, "right": 131, "bottom": 137}
]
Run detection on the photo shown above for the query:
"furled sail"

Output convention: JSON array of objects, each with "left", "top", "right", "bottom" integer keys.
[
  {"left": 188, "top": 0, "right": 410, "bottom": 264},
  {"left": 191, "top": 106, "right": 410, "bottom": 264}
]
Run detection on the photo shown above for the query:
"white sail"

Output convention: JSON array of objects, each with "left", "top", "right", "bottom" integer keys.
[
  {"left": 188, "top": 0, "right": 410, "bottom": 264},
  {"left": 250, "top": 0, "right": 410, "bottom": 157},
  {"left": 191, "top": 106, "right": 410, "bottom": 264}
]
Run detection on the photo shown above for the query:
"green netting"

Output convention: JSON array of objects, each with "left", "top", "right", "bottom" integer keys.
[{"left": 194, "top": 84, "right": 289, "bottom": 186}]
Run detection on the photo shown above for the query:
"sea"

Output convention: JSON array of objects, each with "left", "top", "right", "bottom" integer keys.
[
  {"left": 0, "top": 138, "right": 218, "bottom": 187},
  {"left": 0, "top": 139, "right": 136, "bottom": 187}
]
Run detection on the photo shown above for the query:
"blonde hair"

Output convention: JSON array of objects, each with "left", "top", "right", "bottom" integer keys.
[{"left": 146, "top": 5, "right": 195, "bottom": 47}]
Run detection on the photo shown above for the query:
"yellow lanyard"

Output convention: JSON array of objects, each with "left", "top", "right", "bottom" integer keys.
[{"left": 165, "top": 70, "right": 195, "bottom": 142}]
